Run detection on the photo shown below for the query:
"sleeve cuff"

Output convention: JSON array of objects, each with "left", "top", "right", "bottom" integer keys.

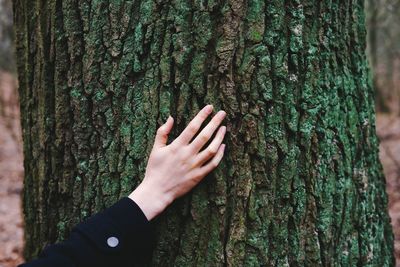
[{"left": 74, "top": 197, "right": 156, "bottom": 265}]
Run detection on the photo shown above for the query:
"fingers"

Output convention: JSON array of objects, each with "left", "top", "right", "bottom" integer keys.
[
  {"left": 154, "top": 116, "right": 174, "bottom": 148},
  {"left": 197, "top": 143, "right": 225, "bottom": 176},
  {"left": 190, "top": 110, "right": 226, "bottom": 152},
  {"left": 193, "top": 126, "right": 226, "bottom": 167},
  {"left": 174, "top": 105, "right": 213, "bottom": 145}
]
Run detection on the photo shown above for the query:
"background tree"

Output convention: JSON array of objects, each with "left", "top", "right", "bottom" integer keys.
[
  {"left": 0, "top": 0, "right": 15, "bottom": 72},
  {"left": 366, "top": 0, "right": 400, "bottom": 114},
  {"left": 13, "top": 0, "right": 394, "bottom": 266},
  {"left": 0, "top": 0, "right": 19, "bottom": 138}
]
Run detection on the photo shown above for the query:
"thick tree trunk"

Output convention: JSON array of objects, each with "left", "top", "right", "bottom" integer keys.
[{"left": 13, "top": 0, "right": 394, "bottom": 266}]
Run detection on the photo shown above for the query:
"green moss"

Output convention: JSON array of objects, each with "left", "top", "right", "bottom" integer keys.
[{"left": 16, "top": 0, "right": 394, "bottom": 265}]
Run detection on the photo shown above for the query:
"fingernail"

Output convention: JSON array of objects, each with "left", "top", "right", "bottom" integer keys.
[{"left": 205, "top": 104, "right": 213, "bottom": 113}]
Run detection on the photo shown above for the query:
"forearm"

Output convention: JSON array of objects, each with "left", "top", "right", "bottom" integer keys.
[{"left": 19, "top": 197, "right": 155, "bottom": 267}]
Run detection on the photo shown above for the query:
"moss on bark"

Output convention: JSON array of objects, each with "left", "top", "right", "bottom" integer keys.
[{"left": 13, "top": 0, "right": 394, "bottom": 265}]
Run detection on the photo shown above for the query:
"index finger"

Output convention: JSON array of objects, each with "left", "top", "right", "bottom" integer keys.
[{"left": 173, "top": 105, "right": 213, "bottom": 145}]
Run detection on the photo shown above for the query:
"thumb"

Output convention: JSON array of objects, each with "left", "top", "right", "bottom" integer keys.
[{"left": 154, "top": 116, "right": 174, "bottom": 148}]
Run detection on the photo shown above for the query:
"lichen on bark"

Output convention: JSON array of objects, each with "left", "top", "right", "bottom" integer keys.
[{"left": 13, "top": 0, "right": 394, "bottom": 266}]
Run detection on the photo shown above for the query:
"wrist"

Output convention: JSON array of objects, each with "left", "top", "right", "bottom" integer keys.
[{"left": 128, "top": 181, "right": 173, "bottom": 221}]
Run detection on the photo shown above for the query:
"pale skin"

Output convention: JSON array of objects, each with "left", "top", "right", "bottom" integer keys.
[{"left": 129, "top": 104, "right": 227, "bottom": 221}]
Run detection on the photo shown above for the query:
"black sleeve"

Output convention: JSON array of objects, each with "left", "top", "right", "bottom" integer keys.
[{"left": 19, "top": 197, "right": 156, "bottom": 267}]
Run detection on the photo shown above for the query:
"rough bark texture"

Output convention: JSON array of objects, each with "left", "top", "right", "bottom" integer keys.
[{"left": 13, "top": 0, "right": 394, "bottom": 266}]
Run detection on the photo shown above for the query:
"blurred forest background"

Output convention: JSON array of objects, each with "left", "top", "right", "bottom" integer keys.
[
  {"left": 0, "top": 0, "right": 23, "bottom": 266},
  {"left": 366, "top": 0, "right": 400, "bottom": 113},
  {"left": 0, "top": 0, "right": 399, "bottom": 266},
  {"left": 366, "top": 1, "right": 400, "bottom": 265}
]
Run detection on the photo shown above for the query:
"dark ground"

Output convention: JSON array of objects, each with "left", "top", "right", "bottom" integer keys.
[{"left": 0, "top": 71, "right": 399, "bottom": 266}]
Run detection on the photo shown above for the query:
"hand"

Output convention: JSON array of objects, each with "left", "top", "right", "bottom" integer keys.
[{"left": 129, "top": 105, "right": 227, "bottom": 221}]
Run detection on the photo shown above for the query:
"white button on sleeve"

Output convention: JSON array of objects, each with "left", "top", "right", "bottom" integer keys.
[{"left": 107, "top": 236, "right": 119, "bottom": 248}]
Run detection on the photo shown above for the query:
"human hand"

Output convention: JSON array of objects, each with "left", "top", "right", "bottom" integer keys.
[{"left": 129, "top": 105, "right": 227, "bottom": 221}]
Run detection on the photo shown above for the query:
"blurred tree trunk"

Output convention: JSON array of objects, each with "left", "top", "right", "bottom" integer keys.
[
  {"left": 13, "top": 0, "right": 394, "bottom": 266},
  {"left": 366, "top": 0, "right": 389, "bottom": 112},
  {"left": 366, "top": 0, "right": 400, "bottom": 114},
  {"left": 367, "top": 0, "right": 378, "bottom": 70},
  {"left": 0, "top": 0, "right": 15, "bottom": 72}
]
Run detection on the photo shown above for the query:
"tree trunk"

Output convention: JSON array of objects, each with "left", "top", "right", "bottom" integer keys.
[
  {"left": 13, "top": 0, "right": 394, "bottom": 266},
  {"left": 0, "top": 0, "right": 15, "bottom": 72},
  {"left": 365, "top": 0, "right": 390, "bottom": 113}
]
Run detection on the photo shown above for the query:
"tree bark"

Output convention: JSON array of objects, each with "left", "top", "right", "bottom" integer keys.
[{"left": 13, "top": 0, "right": 394, "bottom": 266}]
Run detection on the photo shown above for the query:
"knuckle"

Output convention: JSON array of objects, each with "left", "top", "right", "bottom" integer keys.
[
  {"left": 181, "top": 145, "right": 192, "bottom": 155},
  {"left": 207, "top": 147, "right": 218, "bottom": 155},
  {"left": 211, "top": 159, "right": 219, "bottom": 167},
  {"left": 157, "top": 126, "right": 165, "bottom": 134},
  {"left": 200, "top": 114, "right": 209, "bottom": 121},
  {"left": 188, "top": 124, "right": 198, "bottom": 134},
  {"left": 200, "top": 134, "right": 210, "bottom": 143},
  {"left": 199, "top": 111, "right": 208, "bottom": 119},
  {"left": 168, "top": 142, "right": 178, "bottom": 151},
  {"left": 192, "top": 171, "right": 204, "bottom": 182},
  {"left": 212, "top": 161, "right": 219, "bottom": 168}
]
